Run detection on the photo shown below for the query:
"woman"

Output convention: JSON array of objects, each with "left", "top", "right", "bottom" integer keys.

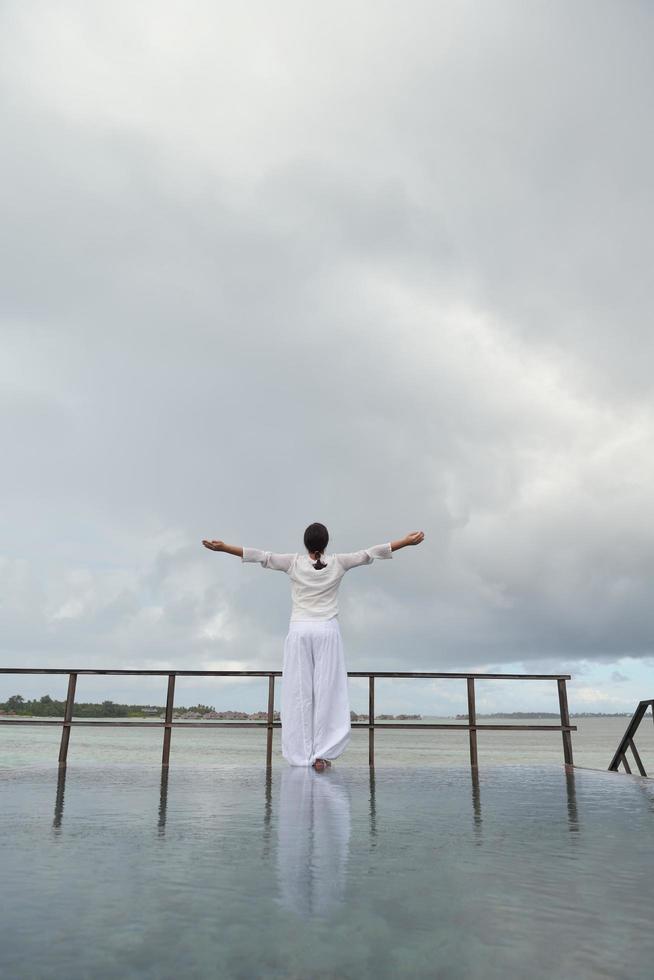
[{"left": 202, "top": 524, "right": 424, "bottom": 770}]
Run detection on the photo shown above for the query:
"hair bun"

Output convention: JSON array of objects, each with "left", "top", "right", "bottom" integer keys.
[{"left": 304, "top": 522, "right": 329, "bottom": 566}]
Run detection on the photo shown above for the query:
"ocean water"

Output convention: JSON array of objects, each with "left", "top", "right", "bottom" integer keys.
[
  {"left": 1, "top": 763, "right": 654, "bottom": 979},
  {"left": 1, "top": 714, "right": 652, "bottom": 771}
]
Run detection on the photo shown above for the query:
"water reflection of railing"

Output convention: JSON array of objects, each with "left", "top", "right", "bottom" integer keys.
[
  {"left": 1, "top": 667, "right": 576, "bottom": 768},
  {"left": 51, "top": 764, "right": 583, "bottom": 847},
  {"left": 608, "top": 699, "right": 654, "bottom": 776}
]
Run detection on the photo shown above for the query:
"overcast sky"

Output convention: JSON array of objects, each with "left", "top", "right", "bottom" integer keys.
[{"left": 1, "top": 0, "right": 653, "bottom": 717}]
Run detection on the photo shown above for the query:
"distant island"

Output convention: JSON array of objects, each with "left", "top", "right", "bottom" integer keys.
[
  {"left": 0, "top": 694, "right": 420, "bottom": 722},
  {"left": 455, "top": 711, "right": 632, "bottom": 718},
  {"left": 1, "top": 695, "right": 630, "bottom": 721},
  {"left": 0, "top": 695, "right": 281, "bottom": 720},
  {"left": 350, "top": 712, "right": 422, "bottom": 722}
]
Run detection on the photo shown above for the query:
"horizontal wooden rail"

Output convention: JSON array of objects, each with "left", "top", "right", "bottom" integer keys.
[
  {"left": 0, "top": 668, "right": 571, "bottom": 679},
  {"left": 0, "top": 667, "right": 576, "bottom": 769},
  {"left": 0, "top": 719, "right": 576, "bottom": 731}
]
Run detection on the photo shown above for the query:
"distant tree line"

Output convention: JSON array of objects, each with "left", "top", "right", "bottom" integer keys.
[
  {"left": 0, "top": 694, "right": 166, "bottom": 717},
  {"left": 3, "top": 696, "right": 633, "bottom": 720}
]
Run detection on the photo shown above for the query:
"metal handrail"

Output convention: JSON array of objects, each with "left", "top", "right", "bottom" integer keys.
[
  {"left": 608, "top": 699, "right": 653, "bottom": 776},
  {"left": 0, "top": 667, "right": 576, "bottom": 769}
]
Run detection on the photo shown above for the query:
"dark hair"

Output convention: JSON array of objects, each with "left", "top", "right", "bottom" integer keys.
[{"left": 304, "top": 522, "right": 329, "bottom": 570}]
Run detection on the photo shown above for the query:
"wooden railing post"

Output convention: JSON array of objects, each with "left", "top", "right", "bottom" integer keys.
[
  {"left": 161, "top": 674, "right": 175, "bottom": 767},
  {"left": 368, "top": 676, "right": 375, "bottom": 767},
  {"left": 58, "top": 672, "right": 77, "bottom": 768},
  {"left": 557, "top": 679, "right": 574, "bottom": 766},
  {"left": 608, "top": 700, "right": 652, "bottom": 774},
  {"left": 627, "top": 739, "right": 647, "bottom": 777},
  {"left": 467, "top": 677, "right": 478, "bottom": 768},
  {"left": 266, "top": 675, "right": 275, "bottom": 768}
]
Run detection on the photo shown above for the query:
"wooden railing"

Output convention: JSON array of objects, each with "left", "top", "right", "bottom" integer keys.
[
  {"left": 0, "top": 668, "right": 576, "bottom": 769},
  {"left": 608, "top": 699, "right": 653, "bottom": 776}
]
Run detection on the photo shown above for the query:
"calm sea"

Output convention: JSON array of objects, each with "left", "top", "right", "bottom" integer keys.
[{"left": 1, "top": 714, "right": 650, "bottom": 770}]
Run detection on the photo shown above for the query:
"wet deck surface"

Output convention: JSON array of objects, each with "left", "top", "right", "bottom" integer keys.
[{"left": 1, "top": 764, "right": 653, "bottom": 979}]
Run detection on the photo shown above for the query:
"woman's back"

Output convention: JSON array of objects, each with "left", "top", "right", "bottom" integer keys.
[{"left": 241, "top": 544, "right": 393, "bottom": 621}]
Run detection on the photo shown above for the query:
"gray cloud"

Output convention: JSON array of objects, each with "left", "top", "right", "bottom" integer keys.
[{"left": 1, "top": 1, "right": 653, "bottom": 712}]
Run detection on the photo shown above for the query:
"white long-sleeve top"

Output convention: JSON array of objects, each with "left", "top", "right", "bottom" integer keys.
[{"left": 242, "top": 543, "right": 393, "bottom": 621}]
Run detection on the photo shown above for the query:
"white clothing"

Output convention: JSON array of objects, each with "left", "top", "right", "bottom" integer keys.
[
  {"left": 241, "top": 542, "right": 392, "bottom": 621},
  {"left": 242, "top": 541, "right": 392, "bottom": 766},
  {"left": 281, "top": 618, "right": 350, "bottom": 766}
]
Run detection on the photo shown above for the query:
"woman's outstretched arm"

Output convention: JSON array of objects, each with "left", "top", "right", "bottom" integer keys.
[
  {"left": 390, "top": 531, "right": 425, "bottom": 552},
  {"left": 202, "top": 540, "right": 295, "bottom": 572},
  {"left": 337, "top": 532, "right": 424, "bottom": 572},
  {"left": 202, "top": 540, "right": 243, "bottom": 557}
]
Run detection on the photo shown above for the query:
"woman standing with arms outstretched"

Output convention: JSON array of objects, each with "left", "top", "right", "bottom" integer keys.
[{"left": 203, "top": 524, "right": 424, "bottom": 771}]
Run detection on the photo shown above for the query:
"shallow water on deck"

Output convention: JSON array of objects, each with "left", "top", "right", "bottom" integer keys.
[{"left": 1, "top": 764, "right": 653, "bottom": 979}]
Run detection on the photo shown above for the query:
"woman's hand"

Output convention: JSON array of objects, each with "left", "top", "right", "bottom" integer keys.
[
  {"left": 390, "top": 531, "right": 425, "bottom": 552},
  {"left": 404, "top": 531, "right": 424, "bottom": 546},
  {"left": 202, "top": 540, "right": 225, "bottom": 552},
  {"left": 202, "top": 540, "right": 244, "bottom": 558}
]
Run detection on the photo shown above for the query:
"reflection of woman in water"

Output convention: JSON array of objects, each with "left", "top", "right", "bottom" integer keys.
[
  {"left": 276, "top": 767, "right": 351, "bottom": 918},
  {"left": 203, "top": 524, "right": 424, "bottom": 770}
]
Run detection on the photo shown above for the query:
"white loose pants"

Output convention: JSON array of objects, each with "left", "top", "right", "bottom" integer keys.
[{"left": 281, "top": 617, "right": 351, "bottom": 766}]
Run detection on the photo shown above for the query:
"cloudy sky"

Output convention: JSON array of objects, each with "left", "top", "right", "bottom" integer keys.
[{"left": 1, "top": 0, "right": 653, "bottom": 717}]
